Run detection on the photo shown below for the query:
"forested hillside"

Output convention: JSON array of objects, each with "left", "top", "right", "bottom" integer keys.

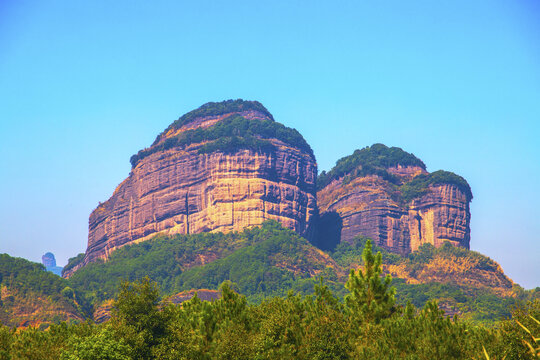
[
  {"left": 0, "top": 255, "right": 88, "bottom": 328},
  {"left": 3, "top": 221, "right": 530, "bottom": 325},
  {"left": 1, "top": 243, "right": 539, "bottom": 359}
]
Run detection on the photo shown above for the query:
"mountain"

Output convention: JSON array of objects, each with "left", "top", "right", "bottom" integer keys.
[
  {"left": 66, "top": 102, "right": 475, "bottom": 277},
  {"left": 64, "top": 100, "right": 317, "bottom": 277},
  {"left": 42, "top": 252, "right": 63, "bottom": 276},
  {"left": 317, "top": 144, "right": 472, "bottom": 254},
  {"left": 17, "top": 98, "right": 530, "bottom": 326}
]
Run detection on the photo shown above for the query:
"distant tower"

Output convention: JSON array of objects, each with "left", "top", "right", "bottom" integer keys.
[{"left": 42, "top": 252, "right": 62, "bottom": 276}]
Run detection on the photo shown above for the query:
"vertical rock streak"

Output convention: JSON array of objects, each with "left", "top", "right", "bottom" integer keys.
[{"left": 185, "top": 192, "right": 190, "bottom": 235}]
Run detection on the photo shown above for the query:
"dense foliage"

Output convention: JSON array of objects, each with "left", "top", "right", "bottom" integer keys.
[
  {"left": 1, "top": 247, "right": 539, "bottom": 359},
  {"left": 130, "top": 115, "right": 313, "bottom": 167},
  {"left": 67, "top": 222, "right": 329, "bottom": 305},
  {"left": 161, "top": 99, "right": 274, "bottom": 137},
  {"left": 317, "top": 143, "right": 426, "bottom": 189},
  {"left": 400, "top": 170, "right": 473, "bottom": 202},
  {"left": 0, "top": 254, "right": 67, "bottom": 298},
  {"left": 68, "top": 231, "right": 247, "bottom": 305},
  {"left": 2, "top": 223, "right": 538, "bottom": 357},
  {"left": 330, "top": 238, "right": 536, "bottom": 322}
]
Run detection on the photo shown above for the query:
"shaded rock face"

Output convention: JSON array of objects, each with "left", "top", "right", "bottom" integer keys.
[
  {"left": 317, "top": 166, "right": 471, "bottom": 255},
  {"left": 66, "top": 101, "right": 317, "bottom": 276}
]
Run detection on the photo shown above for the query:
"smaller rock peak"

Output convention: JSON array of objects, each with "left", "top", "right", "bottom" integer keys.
[
  {"left": 42, "top": 252, "right": 63, "bottom": 276},
  {"left": 42, "top": 252, "right": 56, "bottom": 268}
]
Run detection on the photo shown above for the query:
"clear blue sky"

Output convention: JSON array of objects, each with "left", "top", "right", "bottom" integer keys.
[{"left": 0, "top": 0, "right": 539, "bottom": 288}]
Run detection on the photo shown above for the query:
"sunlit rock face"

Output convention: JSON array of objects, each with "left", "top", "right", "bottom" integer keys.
[
  {"left": 316, "top": 145, "right": 471, "bottom": 255},
  {"left": 65, "top": 100, "right": 317, "bottom": 276}
]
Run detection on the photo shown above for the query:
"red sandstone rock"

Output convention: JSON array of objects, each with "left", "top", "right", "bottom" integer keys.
[
  {"left": 64, "top": 101, "right": 317, "bottom": 277},
  {"left": 317, "top": 167, "right": 471, "bottom": 255}
]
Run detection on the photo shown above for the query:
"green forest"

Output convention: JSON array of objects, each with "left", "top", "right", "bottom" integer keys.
[
  {"left": 1, "top": 241, "right": 539, "bottom": 359},
  {"left": 3, "top": 222, "right": 537, "bottom": 326},
  {"left": 63, "top": 223, "right": 524, "bottom": 319},
  {"left": 2, "top": 223, "right": 540, "bottom": 358}
]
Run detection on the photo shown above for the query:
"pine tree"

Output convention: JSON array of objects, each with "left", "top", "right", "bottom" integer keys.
[
  {"left": 110, "top": 277, "right": 167, "bottom": 360},
  {"left": 344, "top": 239, "right": 396, "bottom": 323}
]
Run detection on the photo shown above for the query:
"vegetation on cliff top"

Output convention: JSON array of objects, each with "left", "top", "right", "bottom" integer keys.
[
  {"left": 161, "top": 99, "right": 274, "bottom": 136},
  {"left": 400, "top": 169, "right": 473, "bottom": 201},
  {"left": 318, "top": 143, "right": 473, "bottom": 202},
  {"left": 131, "top": 115, "right": 313, "bottom": 167},
  {"left": 317, "top": 143, "right": 426, "bottom": 189}
]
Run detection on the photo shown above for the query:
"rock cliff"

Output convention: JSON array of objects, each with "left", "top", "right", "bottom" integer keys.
[
  {"left": 317, "top": 144, "right": 472, "bottom": 255},
  {"left": 66, "top": 100, "right": 317, "bottom": 276}
]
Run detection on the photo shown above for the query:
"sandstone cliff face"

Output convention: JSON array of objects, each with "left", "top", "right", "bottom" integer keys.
[
  {"left": 66, "top": 101, "right": 316, "bottom": 276},
  {"left": 317, "top": 148, "right": 472, "bottom": 255}
]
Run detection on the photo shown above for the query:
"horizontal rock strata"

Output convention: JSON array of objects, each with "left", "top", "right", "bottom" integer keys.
[
  {"left": 65, "top": 101, "right": 317, "bottom": 277},
  {"left": 318, "top": 164, "right": 471, "bottom": 255}
]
